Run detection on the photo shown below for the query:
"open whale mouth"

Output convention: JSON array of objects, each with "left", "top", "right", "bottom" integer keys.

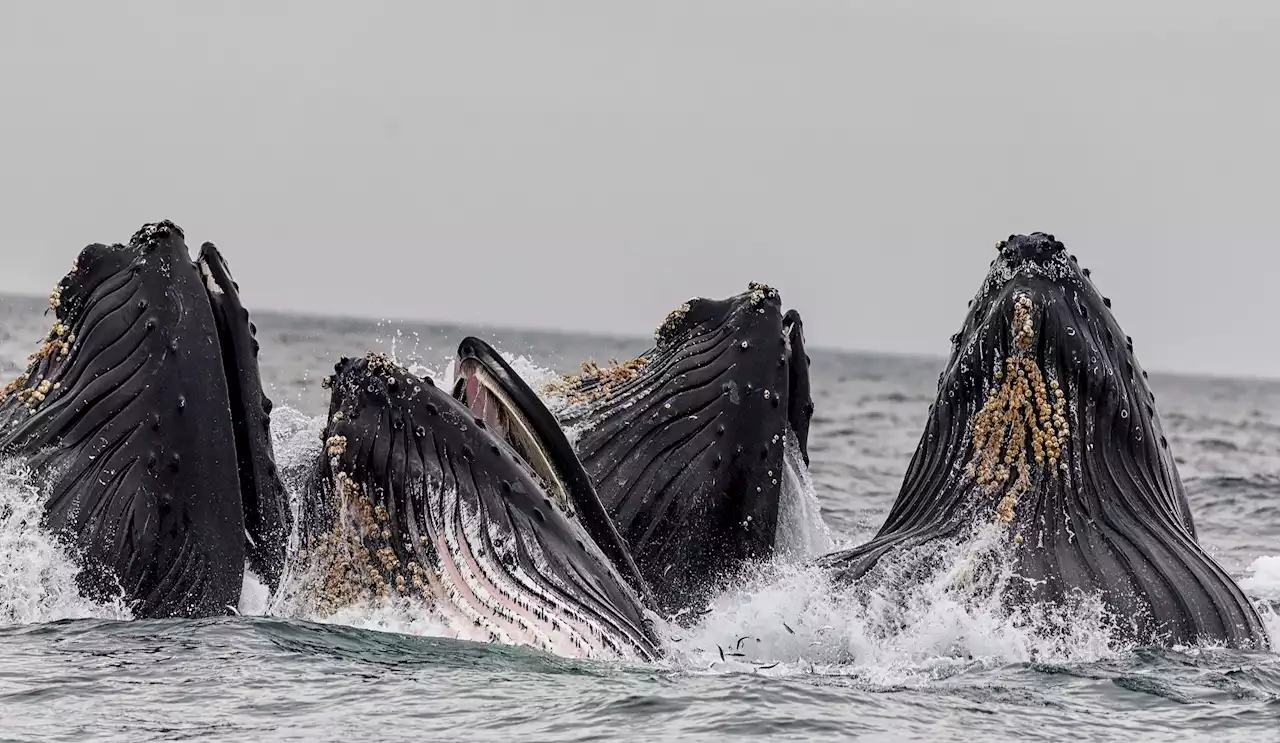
[
  {"left": 304, "top": 353, "right": 661, "bottom": 661},
  {"left": 453, "top": 353, "right": 571, "bottom": 515},
  {"left": 450, "top": 338, "right": 651, "bottom": 599}
]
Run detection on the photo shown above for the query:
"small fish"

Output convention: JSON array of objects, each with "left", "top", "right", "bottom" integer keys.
[
  {"left": 697, "top": 607, "right": 715, "bottom": 616},
  {"left": 718, "top": 645, "right": 726, "bottom": 662},
  {"left": 727, "top": 652, "right": 746, "bottom": 658},
  {"left": 783, "top": 622, "right": 795, "bottom": 635},
  {"left": 736, "top": 636, "right": 751, "bottom": 650},
  {"left": 757, "top": 662, "right": 781, "bottom": 670}
]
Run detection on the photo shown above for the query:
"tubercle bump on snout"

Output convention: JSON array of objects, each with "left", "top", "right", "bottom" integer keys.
[{"left": 653, "top": 282, "right": 784, "bottom": 348}]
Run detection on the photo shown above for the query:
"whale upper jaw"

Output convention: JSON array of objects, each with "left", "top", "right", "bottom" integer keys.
[
  {"left": 0, "top": 220, "right": 288, "bottom": 618},
  {"left": 546, "top": 283, "right": 814, "bottom": 618}
]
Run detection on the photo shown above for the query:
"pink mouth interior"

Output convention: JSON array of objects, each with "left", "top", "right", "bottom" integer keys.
[
  {"left": 454, "top": 358, "right": 563, "bottom": 508},
  {"left": 460, "top": 362, "right": 508, "bottom": 440}
]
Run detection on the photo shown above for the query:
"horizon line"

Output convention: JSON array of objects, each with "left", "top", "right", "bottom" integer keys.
[{"left": 1, "top": 289, "right": 1275, "bottom": 385}]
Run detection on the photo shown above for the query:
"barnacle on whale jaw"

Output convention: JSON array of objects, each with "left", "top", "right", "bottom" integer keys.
[
  {"left": 298, "top": 471, "right": 409, "bottom": 617},
  {"left": 0, "top": 316, "right": 77, "bottom": 413},
  {"left": 655, "top": 302, "right": 692, "bottom": 344},
  {"left": 551, "top": 281, "right": 785, "bottom": 407},
  {"left": 542, "top": 356, "right": 650, "bottom": 405},
  {"left": 746, "top": 281, "right": 779, "bottom": 306},
  {"left": 966, "top": 292, "right": 1070, "bottom": 525}
]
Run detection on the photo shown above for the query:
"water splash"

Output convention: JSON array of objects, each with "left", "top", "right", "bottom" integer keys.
[
  {"left": 238, "top": 567, "right": 271, "bottom": 616},
  {"left": 775, "top": 429, "right": 834, "bottom": 560},
  {"left": 263, "top": 404, "right": 325, "bottom": 617},
  {"left": 317, "top": 597, "right": 462, "bottom": 640},
  {"left": 1242, "top": 555, "right": 1280, "bottom": 601},
  {"left": 267, "top": 365, "right": 1128, "bottom": 675},
  {"left": 670, "top": 523, "right": 1125, "bottom": 684},
  {"left": 0, "top": 459, "right": 132, "bottom": 624},
  {"left": 1242, "top": 556, "right": 1280, "bottom": 647}
]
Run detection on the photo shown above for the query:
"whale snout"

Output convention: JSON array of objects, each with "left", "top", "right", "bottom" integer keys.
[{"left": 998, "top": 232, "right": 1067, "bottom": 268}]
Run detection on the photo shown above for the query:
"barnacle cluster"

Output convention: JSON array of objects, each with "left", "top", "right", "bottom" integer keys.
[
  {"left": 654, "top": 301, "right": 692, "bottom": 344},
  {"left": 13, "top": 378, "right": 58, "bottom": 410},
  {"left": 967, "top": 293, "right": 1070, "bottom": 524},
  {"left": 747, "top": 281, "right": 779, "bottom": 306},
  {"left": 544, "top": 356, "right": 649, "bottom": 405},
  {"left": 0, "top": 321, "right": 74, "bottom": 412},
  {"left": 320, "top": 353, "right": 406, "bottom": 394},
  {"left": 302, "top": 468, "right": 428, "bottom": 616},
  {"left": 30, "top": 322, "right": 74, "bottom": 365},
  {"left": 0, "top": 373, "right": 28, "bottom": 402},
  {"left": 363, "top": 351, "right": 399, "bottom": 378}
]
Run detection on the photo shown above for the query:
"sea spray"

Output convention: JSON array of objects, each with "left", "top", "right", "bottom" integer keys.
[
  {"left": 1243, "top": 556, "right": 1280, "bottom": 647},
  {"left": 0, "top": 459, "right": 131, "bottom": 623},
  {"left": 671, "top": 523, "right": 1125, "bottom": 684},
  {"left": 776, "top": 429, "right": 834, "bottom": 560}
]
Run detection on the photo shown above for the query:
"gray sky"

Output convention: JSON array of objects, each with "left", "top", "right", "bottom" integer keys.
[{"left": 2, "top": 1, "right": 1278, "bottom": 377}]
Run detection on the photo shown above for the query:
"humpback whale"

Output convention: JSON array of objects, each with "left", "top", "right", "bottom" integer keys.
[
  {"left": 295, "top": 352, "right": 661, "bottom": 661},
  {"left": 546, "top": 283, "right": 814, "bottom": 616},
  {"left": 0, "top": 221, "right": 290, "bottom": 618},
  {"left": 819, "top": 233, "right": 1269, "bottom": 649}
]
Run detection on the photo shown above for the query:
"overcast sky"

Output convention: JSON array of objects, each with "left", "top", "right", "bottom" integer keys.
[{"left": 2, "top": 1, "right": 1277, "bottom": 377}]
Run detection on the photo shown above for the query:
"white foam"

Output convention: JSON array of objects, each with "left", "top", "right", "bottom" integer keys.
[
  {"left": 238, "top": 566, "right": 272, "bottom": 616},
  {"left": 318, "top": 597, "right": 461, "bottom": 639},
  {"left": 1241, "top": 555, "right": 1280, "bottom": 601},
  {"left": 775, "top": 429, "right": 834, "bottom": 560},
  {"left": 500, "top": 352, "right": 562, "bottom": 394},
  {"left": 668, "top": 524, "right": 1124, "bottom": 683},
  {"left": 1241, "top": 556, "right": 1280, "bottom": 648},
  {"left": 0, "top": 459, "right": 132, "bottom": 624}
]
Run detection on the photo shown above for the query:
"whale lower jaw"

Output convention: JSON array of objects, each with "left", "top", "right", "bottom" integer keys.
[
  {"left": 0, "top": 222, "right": 289, "bottom": 618},
  {"left": 301, "top": 475, "right": 655, "bottom": 662},
  {"left": 819, "top": 233, "right": 1269, "bottom": 650}
]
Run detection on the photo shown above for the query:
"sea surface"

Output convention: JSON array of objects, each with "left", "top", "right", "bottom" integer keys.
[{"left": 0, "top": 293, "right": 1278, "bottom": 742}]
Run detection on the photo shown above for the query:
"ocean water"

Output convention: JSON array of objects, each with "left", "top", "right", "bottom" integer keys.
[{"left": 0, "top": 293, "right": 1278, "bottom": 742}]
